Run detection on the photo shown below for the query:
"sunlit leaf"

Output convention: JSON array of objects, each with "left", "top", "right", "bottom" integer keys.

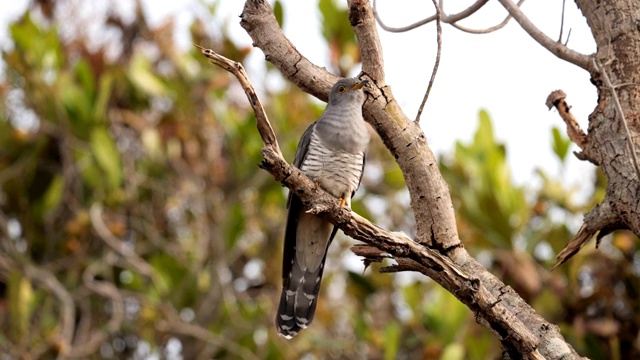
[
  {"left": 129, "top": 55, "right": 169, "bottom": 96},
  {"left": 8, "top": 271, "right": 34, "bottom": 340},
  {"left": 551, "top": 126, "right": 571, "bottom": 162},
  {"left": 441, "top": 343, "right": 465, "bottom": 360},
  {"left": 41, "top": 174, "right": 64, "bottom": 215},
  {"left": 383, "top": 322, "right": 400, "bottom": 360},
  {"left": 90, "top": 127, "right": 122, "bottom": 190}
]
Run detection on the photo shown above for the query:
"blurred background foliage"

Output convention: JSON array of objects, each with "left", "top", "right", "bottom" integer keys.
[{"left": 0, "top": 0, "right": 638, "bottom": 359}]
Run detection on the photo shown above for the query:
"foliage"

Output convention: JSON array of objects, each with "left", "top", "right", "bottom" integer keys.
[{"left": 0, "top": 1, "right": 638, "bottom": 359}]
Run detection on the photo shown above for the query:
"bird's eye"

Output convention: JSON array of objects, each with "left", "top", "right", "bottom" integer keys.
[{"left": 337, "top": 86, "right": 346, "bottom": 93}]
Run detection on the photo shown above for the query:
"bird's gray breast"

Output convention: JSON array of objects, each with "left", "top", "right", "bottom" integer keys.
[{"left": 300, "top": 131, "right": 365, "bottom": 199}]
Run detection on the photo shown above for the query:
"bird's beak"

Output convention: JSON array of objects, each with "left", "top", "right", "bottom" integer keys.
[{"left": 349, "top": 79, "right": 369, "bottom": 90}]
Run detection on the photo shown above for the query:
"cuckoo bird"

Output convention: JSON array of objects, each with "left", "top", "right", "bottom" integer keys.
[{"left": 276, "top": 77, "right": 370, "bottom": 338}]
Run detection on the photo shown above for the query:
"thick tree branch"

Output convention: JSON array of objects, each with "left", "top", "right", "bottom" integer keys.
[
  {"left": 241, "top": 0, "right": 459, "bottom": 248},
  {"left": 348, "top": 0, "right": 385, "bottom": 85},
  {"left": 230, "top": 0, "right": 584, "bottom": 358},
  {"left": 197, "top": 46, "right": 545, "bottom": 357}
]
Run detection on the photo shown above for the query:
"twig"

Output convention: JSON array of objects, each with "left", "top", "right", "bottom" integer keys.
[
  {"left": 90, "top": 203, "right": 158, "bottom": 281},
  {"left": 594, "top": 58, "right": 640, "bottom": 180},
  {"left": 449, "top": 0, "right": 526, "bottom": 34},
  {"left": 158, "top": 306, "right": 260, "bottom": 360},
  {"left": 496, "top": 0, "right": 592, "bottom": 71},
  {"left": 415, "top": 0, "right": 442, "bottom": 123},
  {"left": 0, "top": 255, "right": 77, "bottom": 356},
  {"left": 67, "top": 263, "right": 125, "bottom": 357},
  {"left": 194, "top": 44, "right": 281, "bottom": 155},
  {"left": 558, "top": 0, "right": 566, "bottom": 43},
  {"left": 372, "top": 0, "right": 488, "bottom": 33}
]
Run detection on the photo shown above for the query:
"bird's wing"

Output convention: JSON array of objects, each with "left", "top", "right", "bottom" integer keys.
[
  {"left": 286, "top": 122, "right": 317, "bottom": 209},
  {"left": 355, "top": 151, "right": 366, "bottom": 197},
  {"left": 278, "top": 121, "right": 339, "bottom": 337}
]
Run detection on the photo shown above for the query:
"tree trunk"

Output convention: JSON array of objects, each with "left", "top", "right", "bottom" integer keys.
[{"left": 578, "top": 0, "right": 640, "bottom": 235}]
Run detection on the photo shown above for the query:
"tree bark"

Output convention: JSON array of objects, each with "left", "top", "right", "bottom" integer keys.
[{"left": 554, "top": 0, "right": 640, "bottom": 265}]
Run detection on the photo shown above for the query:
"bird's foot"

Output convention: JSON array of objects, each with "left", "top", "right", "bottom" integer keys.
[{"left": 338, "top": 198, "right": 346, "bottom": 208}]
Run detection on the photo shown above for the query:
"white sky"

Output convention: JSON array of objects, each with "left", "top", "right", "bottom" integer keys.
[{"left": 1, "top": 0, "right": 598, "bottom": 194}]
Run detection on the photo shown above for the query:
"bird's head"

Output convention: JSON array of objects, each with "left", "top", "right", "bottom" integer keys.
[{"left": 328, "top": 78, "right": 369, "bottom": 107}]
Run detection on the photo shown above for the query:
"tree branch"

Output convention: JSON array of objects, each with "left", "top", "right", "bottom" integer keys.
[
  {"left": 227, "top": 0, "right": 584, "bottom": 357},
  {"left": 497, "top": 0, "right": 593, "bottom": 71},
  {"left": 196, "top": 43, "right": 577, "bottom": 358},
  {"left": 449, "top": 0, "right": 525, "bottom": 34},
  {"left": 241, "top": 0, "right": 460, "bottom": 248},
  {"left": 372, "top": 0, "right": 489, "bottom": 33}
]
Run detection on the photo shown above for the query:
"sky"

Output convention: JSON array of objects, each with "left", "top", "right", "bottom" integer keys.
[{"left": 1, "top": 0, "right": 598, "bottom": 195}]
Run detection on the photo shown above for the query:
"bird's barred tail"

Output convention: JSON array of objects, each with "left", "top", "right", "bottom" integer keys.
[{"left": 276, "top": 256, "right": 327, "bottom": 338}]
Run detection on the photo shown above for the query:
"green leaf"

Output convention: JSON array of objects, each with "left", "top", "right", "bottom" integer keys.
[
  {"left": 441, "top": 343, "right": 465, "bottom": 360},
  {"left": 41, "top": 175, "right": 64, "bottom": 215},
  {"left": 551, "top": 126, "right": 571, "bottom": 162},
  {"left": 383, "top": 322, "right": 400, "bottom": 360},
  {"left": 129, "top": 55, "right": 169, "bottom": 96},
  {"left": 93, "top": 71, "right": 114, "bottom": 122},
  {"left": 74, "top": 59, "right": 96, "bottom": 102},
  {"left": 273, "top": 0, "right": 284, "bottom": 28},
  {"left": 8, "top": 271, "right": 34, "bottom": 340},
  {"left": 90, "top": 127, "right": 122, "bottom": 190}
]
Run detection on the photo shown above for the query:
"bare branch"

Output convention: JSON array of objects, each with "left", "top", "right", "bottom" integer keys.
[
  {"left": 67, "top": 263, "right": 125, "bottom": 357},
  {"left": 449, "top": 0, "right": 526, "bottom": 34},
  {"left": 373, "top": 0, "right": 489, "bottom": 33},
  {"left": 497, "top": 0, "right": 593, "bottom": 71},
  {"left": 90, "top": 203, "right": 157, "bottom": 281},
  {"left": 239, "top": 0, "right": 338, "bottom": 102},
  {"left": 415, "top": 0, "right": 442, "bottom": 123},
  {"left": 194, "top": 44, "right": 281, "bottom": 155},
  {"left": 558, "top": 0, "right": 566, "bottom": 42},
  {"left": 0, "top": 254, "right": 76, "bottom": 356},
  {"left": 158, "top": 306, "right": 260, "bottom": 360}
]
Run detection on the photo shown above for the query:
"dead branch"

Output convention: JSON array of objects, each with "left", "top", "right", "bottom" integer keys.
[
  {"left": 545, "top": 90, "right": 589, "bottom": 152},
  {"left": 450, "top": 0, "right": 526, "bottom": 34},
  {"left": 497, "top": 0, "right": 593, "bottom": 71},
  {"left": 372, "top": 0, "right": 488, "bottom": 33}
]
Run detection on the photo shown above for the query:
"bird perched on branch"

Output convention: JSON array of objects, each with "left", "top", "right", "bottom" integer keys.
[{"left": 276, "top": 77, "right": 370, "bottom": 338}]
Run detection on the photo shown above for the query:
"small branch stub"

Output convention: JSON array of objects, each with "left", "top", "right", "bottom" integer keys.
[{"left": 546, "top": 89, "right": 588, "bottom": 151}]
